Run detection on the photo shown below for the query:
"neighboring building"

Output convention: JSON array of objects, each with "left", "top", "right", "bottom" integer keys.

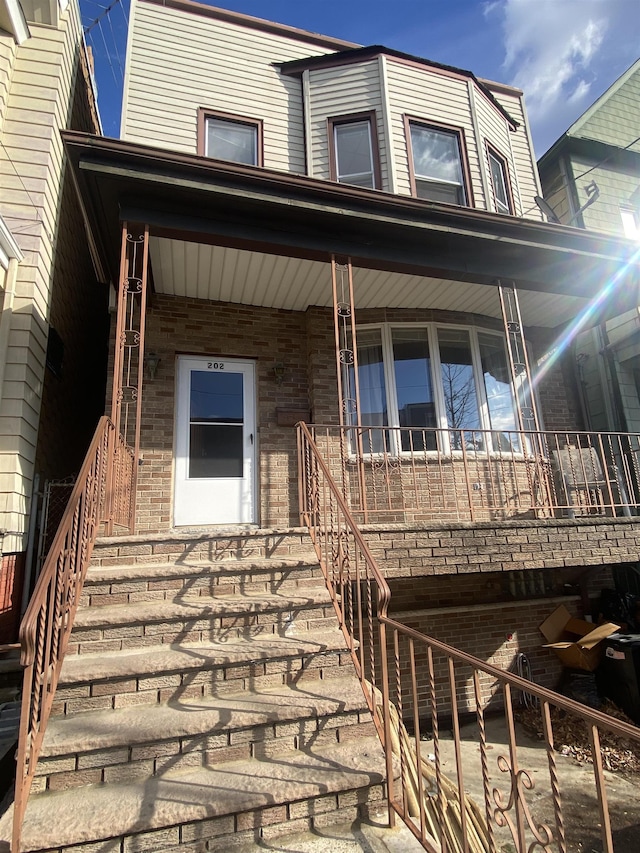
[
  {"left": 0, "top": 0, "right": 108, "bottom": 642},
  {"left": 5, "top": 2, "right": 640, "bottom": 850},
  {"left": 539, "top": 59, "right": 640, "bottom": 435}
]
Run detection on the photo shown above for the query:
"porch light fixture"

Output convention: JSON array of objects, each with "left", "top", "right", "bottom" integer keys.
[
  {"left": 143, "top": 352, "right": 161, "bottom": 381},
  {"left": 272, "top": 361, "right": 286, "bottom": 385}
]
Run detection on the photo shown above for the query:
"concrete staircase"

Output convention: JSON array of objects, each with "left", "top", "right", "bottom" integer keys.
[{"left": 1, "top": 528, "right": 387, "bottom": 852}]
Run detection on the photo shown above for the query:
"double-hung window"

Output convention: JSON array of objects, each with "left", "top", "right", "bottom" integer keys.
[
  {"left": 198, "top": 109, "right": 263, "bottom": 166},
  {"left": 349, "top": 324, "right": 521, "bottom": 454},
  {"left": 406, "top": 119, "right": 469, "bottom": 205},
  {"left": 329, "top": 112, "right": 381, "bottom": 189},
  {"left": 487, "top": 145, "right": 513, "bottom": 215}
]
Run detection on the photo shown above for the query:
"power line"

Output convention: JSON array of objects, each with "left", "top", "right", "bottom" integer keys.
[
  {"left": 529, "top": 134, "right": 640, "bottom": 219},
  {"left": 84, "top": 0, "right": 124, "bottom": 35}
]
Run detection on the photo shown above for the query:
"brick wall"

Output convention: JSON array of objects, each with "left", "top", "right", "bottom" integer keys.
[
  {"left": 135, "top": 296, "right": 311, "bottom": 531},
  {"left": 362, "top": 517, "right": 640, "bottom": 578},
  {"left": 120, "top": 295, "right": 602, "bottom": 533}
]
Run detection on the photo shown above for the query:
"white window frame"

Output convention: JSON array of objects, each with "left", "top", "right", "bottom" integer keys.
[{"left": 350, "top": 323, "right": 522, "bottom": 457}]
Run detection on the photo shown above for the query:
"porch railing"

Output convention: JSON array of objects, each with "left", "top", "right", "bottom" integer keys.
[
  {"left": 306, "top": 425, "right": 640, "bottom": 523},
  {"left": 12, "top": 416, "right": 135, "bottom": 852},
  {"left": 297, "top": 421, "right": 640, "bottom": 852}
]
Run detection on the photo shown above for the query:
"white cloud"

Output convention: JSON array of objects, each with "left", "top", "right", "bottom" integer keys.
[
  {"left": 492, "top": 0, "right": 639, "bottom": 154},
  {"left": 568, "top": 79, "right": 591, "bottom": 104},
  {"left": 501, "top": 0, "right": 605, "bottom": 117}
]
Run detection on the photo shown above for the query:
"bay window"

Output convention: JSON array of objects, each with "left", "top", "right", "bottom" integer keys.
[
  {"left": 406, "top": 118, "right": 469, "bottom": 205},
  {"left": 348, "top": 324, "right": 521, "bottom": 453}
]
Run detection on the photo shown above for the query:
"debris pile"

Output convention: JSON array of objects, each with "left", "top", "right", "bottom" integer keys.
[{"left": 517, "top": 701, "right": 640, "bottom": 773}]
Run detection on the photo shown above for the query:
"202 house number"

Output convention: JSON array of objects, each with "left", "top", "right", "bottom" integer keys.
[{"left": 207, "top": 362, "right": 225, "bottom": 370}]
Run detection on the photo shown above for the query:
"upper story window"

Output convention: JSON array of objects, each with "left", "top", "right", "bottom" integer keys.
[
  {"left": 620, "top": 205, "right": 640, "bottom": 240},
  {"left": 349, "top": 324, "right": 520, "bottom": 453},
  {"left": 328, "top": 112, "right": 381, "bottom": 189},
  {"left": 197, "top": 109, "right": 263, "bottom": 166},
  {"left": 487, "top": 145, "right": 513, "bottom": 215},
  {"left": 405, "top": 118, "right": 469, "bottom": 206}
]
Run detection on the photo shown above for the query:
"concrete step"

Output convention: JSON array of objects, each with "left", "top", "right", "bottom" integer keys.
[
  {"left": 35, "top": 677, "right": 375, "bottom": 791},
  {"left": 91, "top": 527, "right": 316, "bottom": 569},
  {"left": 68, "top": 588, "right": 335, "bottom": 654},
  {"left": 1, "top": 736, "right": 387, "bottom": 852},
  {"left": 80, "top": 556, "right": 324, "bottom": 608},
  {"left": 54, "top": 629, "right": 354, "bottom": 713}
]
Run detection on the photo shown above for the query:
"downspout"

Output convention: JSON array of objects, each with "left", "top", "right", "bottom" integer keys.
[{"left": 599, "top": 324, "right": 628, "bottom": 433}]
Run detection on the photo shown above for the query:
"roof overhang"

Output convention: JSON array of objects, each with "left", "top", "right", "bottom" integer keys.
[{"left": 63, "top": 132, "right": 640, "bottom": 329}]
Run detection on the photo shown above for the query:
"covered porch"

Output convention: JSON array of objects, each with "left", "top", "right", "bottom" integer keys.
[{"left": 63, "top": 132, "right": 640, "bottom": 533}]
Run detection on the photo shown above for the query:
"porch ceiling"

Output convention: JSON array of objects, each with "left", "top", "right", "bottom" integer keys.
[
  {"left": 62, "top": 133, "right": 640, "bottom": 331},
  {"left": 150, "top": 237, "right": 588, "bottom": 327}
]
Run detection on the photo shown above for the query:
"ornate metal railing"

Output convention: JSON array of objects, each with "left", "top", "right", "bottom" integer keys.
[
  {"left": 306, "top": 425, "right": 640, "bottom": 523},
  {"left": 12, "top": 417, "right": 135, "bottom": 852},
  {"left": 297, "top": 421, "right": 640, "bottom": 852}
]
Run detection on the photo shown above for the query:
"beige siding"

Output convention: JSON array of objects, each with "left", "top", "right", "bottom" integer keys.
[
  {"left": 384, "top": 60, "right": 486, "bottom": 208},
  {"left": 487, "top": 87, "right": 543, "bottom": 222},
  {"left": 123, "top": 1, "right": 331, "bottom": 173},
  {"left": 0, "top": 1, "right": 94, "bottom": 551},
  {"left": 473, "top": 90, "right": 522, "bottom": 215},
  {"left": 307, "top": 61, "right": 387, "bottom": 186},
  {"left": 0, "top": 32, "right": 17, "bottom": 131}
]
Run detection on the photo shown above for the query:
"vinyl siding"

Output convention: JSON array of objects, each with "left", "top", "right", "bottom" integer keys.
[
  {"left": 123, "top": 0, "right": 331, "bottom": 173},
  {"left": 0, "top": 1, "right": 96, "bottom": 551},
  {"left": 571, "top": 154, "right": 640, "bottom": 235},
  {"left": 384, "top": 60, "right": 484, "bottom": 206},
  {"left": 487, "top": 87, "right": 543, "bottom": 222},
  {"left": 307, "top": 61, "right": 387, "bottom": 186},
  {"left": 473, "top": 90, "right": 522, "bottom": 215},
  {"left": 575, "top": 66, "right": 640, "bottom": 150},
  {"left": 0, "top": 33, "right": 17, "bottom": 131}
]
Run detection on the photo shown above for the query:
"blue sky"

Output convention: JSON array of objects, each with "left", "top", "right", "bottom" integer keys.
[{"left": 82, "top": 0, "right": 640, "bottom": 158}]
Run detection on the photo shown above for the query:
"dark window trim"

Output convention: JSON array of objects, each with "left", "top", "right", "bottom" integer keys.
[
  {"left": 197, "top": 108, "right": 264, "bottom": 166},
  {"left": 485, "top": 141, "right": 515, "bottom": 215},
  {"left": 327, "top": 110, "right": 382, "bottom": 190},
  {"left": 403, "top": 115, "right": 473, "bottom": 207}
]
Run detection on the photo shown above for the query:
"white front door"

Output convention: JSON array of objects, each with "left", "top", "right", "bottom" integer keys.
[{"left": 174, "top": 356, "right": 256, "bottom": 526}]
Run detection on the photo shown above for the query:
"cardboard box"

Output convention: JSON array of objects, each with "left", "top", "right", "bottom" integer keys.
[{"left": 539, "top": 605, "right": 620, "bottom": 671}]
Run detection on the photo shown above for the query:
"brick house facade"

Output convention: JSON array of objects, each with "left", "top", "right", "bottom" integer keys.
[{"left": 64, "top": 0, "right": 640, "bottom": 698}]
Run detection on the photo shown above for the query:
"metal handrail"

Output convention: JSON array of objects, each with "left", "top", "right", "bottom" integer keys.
[
  {"left": 12, "top": 416, "right": 135, "bottom": 852},
  {"left": 304, "top": 424, "right": 640, "bottom": 522},
  {"left": 297, "top": 421, "right": 640, "bottom": 853}
]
